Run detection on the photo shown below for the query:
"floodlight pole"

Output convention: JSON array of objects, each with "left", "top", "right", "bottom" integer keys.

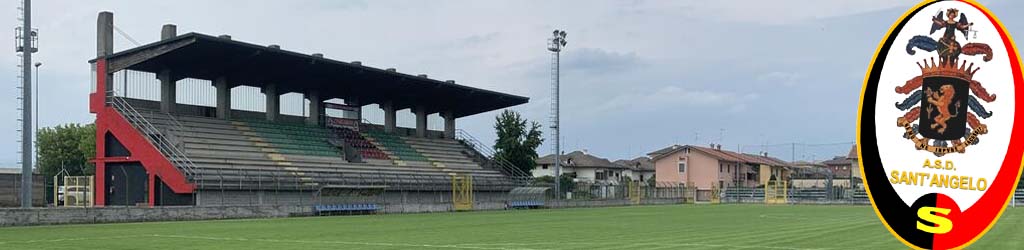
[
  {"left": 18, "top": 0, "right": 34, "bottom": 208},
  {"left": 548, "top": 30, "right": 566, "bottom": 200}
]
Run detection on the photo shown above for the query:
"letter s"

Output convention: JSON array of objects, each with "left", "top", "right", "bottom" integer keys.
[{"left": 917, "top": 206, "right": 953, "bottom": 234}]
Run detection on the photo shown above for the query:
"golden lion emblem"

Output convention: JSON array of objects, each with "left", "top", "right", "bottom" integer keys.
[{"left": 926, "top": 84, "right": 960, "bottom": 134}]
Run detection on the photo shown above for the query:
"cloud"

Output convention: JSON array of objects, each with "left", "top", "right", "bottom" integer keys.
[
  {"left": 563, "top": 48, "right": 643, "bottom": 75},
  {"left": 756, "top": 71, "right": 805, "bottom": 87},
  {"left": 594, "top": 86, "right": 758, "bottom": 114},
  {"left": 678, "top": 0, "right": 914, "bottom": 25},
  {"left": 2, "top": 0, "right": 1015, "bottom": 165}
]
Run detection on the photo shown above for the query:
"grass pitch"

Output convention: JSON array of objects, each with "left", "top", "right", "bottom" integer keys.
[{"left": 1, "top": 204, "right": 1022, "bottom": 249}]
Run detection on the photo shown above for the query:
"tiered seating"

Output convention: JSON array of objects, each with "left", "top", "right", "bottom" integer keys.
[
  {"left": 239, "top": 120, "right": 342, "bottom": 158},
  {"left": 362, "top": 130, "right": 429, "bottom": 162},
  {"left": 403, "top": 137, "right": 484, "bottom": 170},
  {"left": 130, "top": 112, "right": 514, "bottom": 191},
  {"left": 789, "top": 188, "right": 826, "bottom": 200},
  {"left": 332, "top": 128, "right": 389, "bottom": 160},
  {"left": 723, "top": 187, "right": 765, "bottom": 202}
]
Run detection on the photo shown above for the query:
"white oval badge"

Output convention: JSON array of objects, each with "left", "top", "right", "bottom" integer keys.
[{"left": 858, "top": 0, "right": 1024, "bottom": 249}]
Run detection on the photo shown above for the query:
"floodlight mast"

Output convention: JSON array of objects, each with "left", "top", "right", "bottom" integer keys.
[
  {"left": 16, "top": 0, "right": 35, "bottom": 208},
  {"left": 548, "top": 29, "right": 566, "bottom": 199}
]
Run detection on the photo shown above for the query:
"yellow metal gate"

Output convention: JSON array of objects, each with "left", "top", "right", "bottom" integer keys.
[
  {"left": 765, "top": 181, "right": 788, "bottom": 204},
  {"left": 451, "top": 175, "right": 474, "bottom": 211},
  {"left": 710, "top": 183, "right": 721, "bottom": 204},
  {"left": 54, "top": 176, "right": 94, "bottom": 207},
  {"left": 628, "top": 181, "right": 642, "bottom": 205}
]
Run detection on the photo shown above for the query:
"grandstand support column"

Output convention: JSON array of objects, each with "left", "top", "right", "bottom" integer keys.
[
  {"left": 382, "top": 101, "right": 396, "bottom": 133},
  {"left": 157, "top": 24, "right": 177, "bottom": 114},
  {"left": 264, "top": 83, "right": 279, "bottom": 122},
  {"left": 415, "top": 105, "right": 427, "bottom": 137},
  {"left": 158, "top": 69, "right": 176, "bottom": 113},
  {"left": 442, "top": 110, "right": 455, "bottom": 139},
  {"left": 306, "top": 90, "right": 322, "bottom": 126},
  {"left": 98, "top": 12, "right": 114, "bottom": 100},
  {"left": 348, "top": 97, "right": 362, "bottom": 121},
  {"left": 215, "top": 76, "right": 231, "bottom": 119},
  {"left": 161, "top": 24, "right": 176, "bottom": 40}
]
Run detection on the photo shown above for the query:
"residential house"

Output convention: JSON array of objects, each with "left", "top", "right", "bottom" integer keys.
[
  {"left": 535, "top": 150, "right": 629, "bottom": 184},
  {"left": 613, "top": 157, "right": 656, "bottom": 183},
  {"left": 649, "top": 144, "right": 790, "bottom": 189}
]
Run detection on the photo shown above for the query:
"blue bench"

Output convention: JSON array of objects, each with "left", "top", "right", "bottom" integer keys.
[
  {"left": 507, "top": 200, "right": 545, "bottom": 209},
  {"left": 315, "top": 204, "right": 380, "bottom": 215}
]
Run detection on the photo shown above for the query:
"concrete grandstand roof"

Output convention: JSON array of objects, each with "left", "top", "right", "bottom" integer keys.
[{"left": 90, "top": 33, "right": 528, "bottom": 118}]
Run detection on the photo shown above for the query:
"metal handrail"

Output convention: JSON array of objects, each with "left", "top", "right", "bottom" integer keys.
[
  {"left": 105, "top": 91, "right": 197, "bottom": 179},
  {"left": 454, "top": 129, "right": 533, "bottom": 184}
]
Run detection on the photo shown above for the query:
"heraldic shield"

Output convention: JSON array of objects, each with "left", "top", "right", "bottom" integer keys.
[{"left": 919, "top": 75, "right": 969, "bottom": 140}]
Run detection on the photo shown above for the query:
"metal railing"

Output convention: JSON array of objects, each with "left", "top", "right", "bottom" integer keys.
[
  {"left": 454, "top": 129, "right": 533, "bottom": 185},
  {"left": 106, "top": 92, "right": 197, "bottom": 179}
]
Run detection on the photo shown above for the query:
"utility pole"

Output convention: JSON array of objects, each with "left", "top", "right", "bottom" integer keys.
[
  {"left": 548, "top": 29, "right": 566, "bottom": 199},
  {"left": 16, "top": 0, "right": 37, "bottom": 208},
  {"left": 791, "top": 143, "right": 796, "bottom": 162}
]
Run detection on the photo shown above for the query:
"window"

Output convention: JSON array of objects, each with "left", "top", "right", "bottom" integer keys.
[
  {"left": 542, "top": 165, "right": 548, "bottom": 170},
  {"left": 596, "top": 171, "right": 607, "bottom": 180},
  {"left": 678, "top": 161, "right": 686, "bottom": 172}
]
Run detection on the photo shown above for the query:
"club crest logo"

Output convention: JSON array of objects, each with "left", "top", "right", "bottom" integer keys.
[
  {"left": 858, "top": 0, "right": 1024, "bottom": 249},
  {"left": 895, "top": 7, "right": 996, "bottom": 157}
]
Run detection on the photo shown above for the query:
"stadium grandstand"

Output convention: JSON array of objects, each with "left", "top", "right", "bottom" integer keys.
[{"left": 87, "top": 12, "right": 530, "bottom": 207}]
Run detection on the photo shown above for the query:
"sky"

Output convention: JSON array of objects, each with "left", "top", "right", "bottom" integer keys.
[{"left": 0, "top": 0, "right": 1021, "bottom": 167}]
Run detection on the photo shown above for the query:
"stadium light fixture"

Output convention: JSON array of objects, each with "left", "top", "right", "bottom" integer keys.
[{"left": 548, "top": 29, "right": 567, "bottom": 199}]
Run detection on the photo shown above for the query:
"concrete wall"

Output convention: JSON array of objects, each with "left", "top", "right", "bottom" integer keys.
[
  {"left": 0, "top": 196, "right": 689, "bottom": 227},
  {"left": 0, "top": 173, "right": 45, "bottom": 207},
  {"left": 0, "top": 205, "right": 310, "bottom": 227}
]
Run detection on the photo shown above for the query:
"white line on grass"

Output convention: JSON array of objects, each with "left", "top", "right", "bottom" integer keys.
[
  {"left": 148, "top": 234, "right": 544, "bottom": 250},
  {"left": 0, "top": 235, "right": 145, "bottom": 244},
  {"left": 453, "top": 241, "right": 832, "bottom": 250}
]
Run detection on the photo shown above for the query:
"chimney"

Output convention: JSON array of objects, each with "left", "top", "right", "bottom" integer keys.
[
  {"left": 97, "top": 12, "right": 114, "bottom": 57},
  {"left": 417, "top": 74, "right": 428, "bottom": 78},
  {"left": 312, "top": 53, "right": 324, "bottom": 58},
  {"left": 268, "top": 44, "right": 281, "bottom": 49},
  {"left": 716, "top": 144, "right": 722, "bottom": 150},
  {"left": 445, "top": 80, "right": 456, "bottom": 84},
  {"left": 161, "top": 24, "right": 177, "bottom": 40},
  {"left": 218, "top": 34, "right": 232, "bottom": 40},
  {"left": 351, "top": 61, "right": 362, "bottom": 65}
]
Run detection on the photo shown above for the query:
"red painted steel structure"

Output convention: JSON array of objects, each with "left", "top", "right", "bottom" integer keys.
[{"left": 90, "top": 58, "right": 194, "bottom": 207}]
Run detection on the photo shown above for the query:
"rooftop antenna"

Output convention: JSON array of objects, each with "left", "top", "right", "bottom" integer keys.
[{"left": 548, "top": 29, "right": 566, "bottom": 199}]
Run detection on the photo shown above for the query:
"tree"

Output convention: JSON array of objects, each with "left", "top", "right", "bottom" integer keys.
[
  {"left": 493, "top": 110, "right": 544, "bottom": 176},
  {"left": 37, "top": 123, "right": 95, "bottom": 177}
]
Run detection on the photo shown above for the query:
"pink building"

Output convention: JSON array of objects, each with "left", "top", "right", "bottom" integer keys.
[{"left": 649, "top": 144, "right": 790, "bottom": 189}]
